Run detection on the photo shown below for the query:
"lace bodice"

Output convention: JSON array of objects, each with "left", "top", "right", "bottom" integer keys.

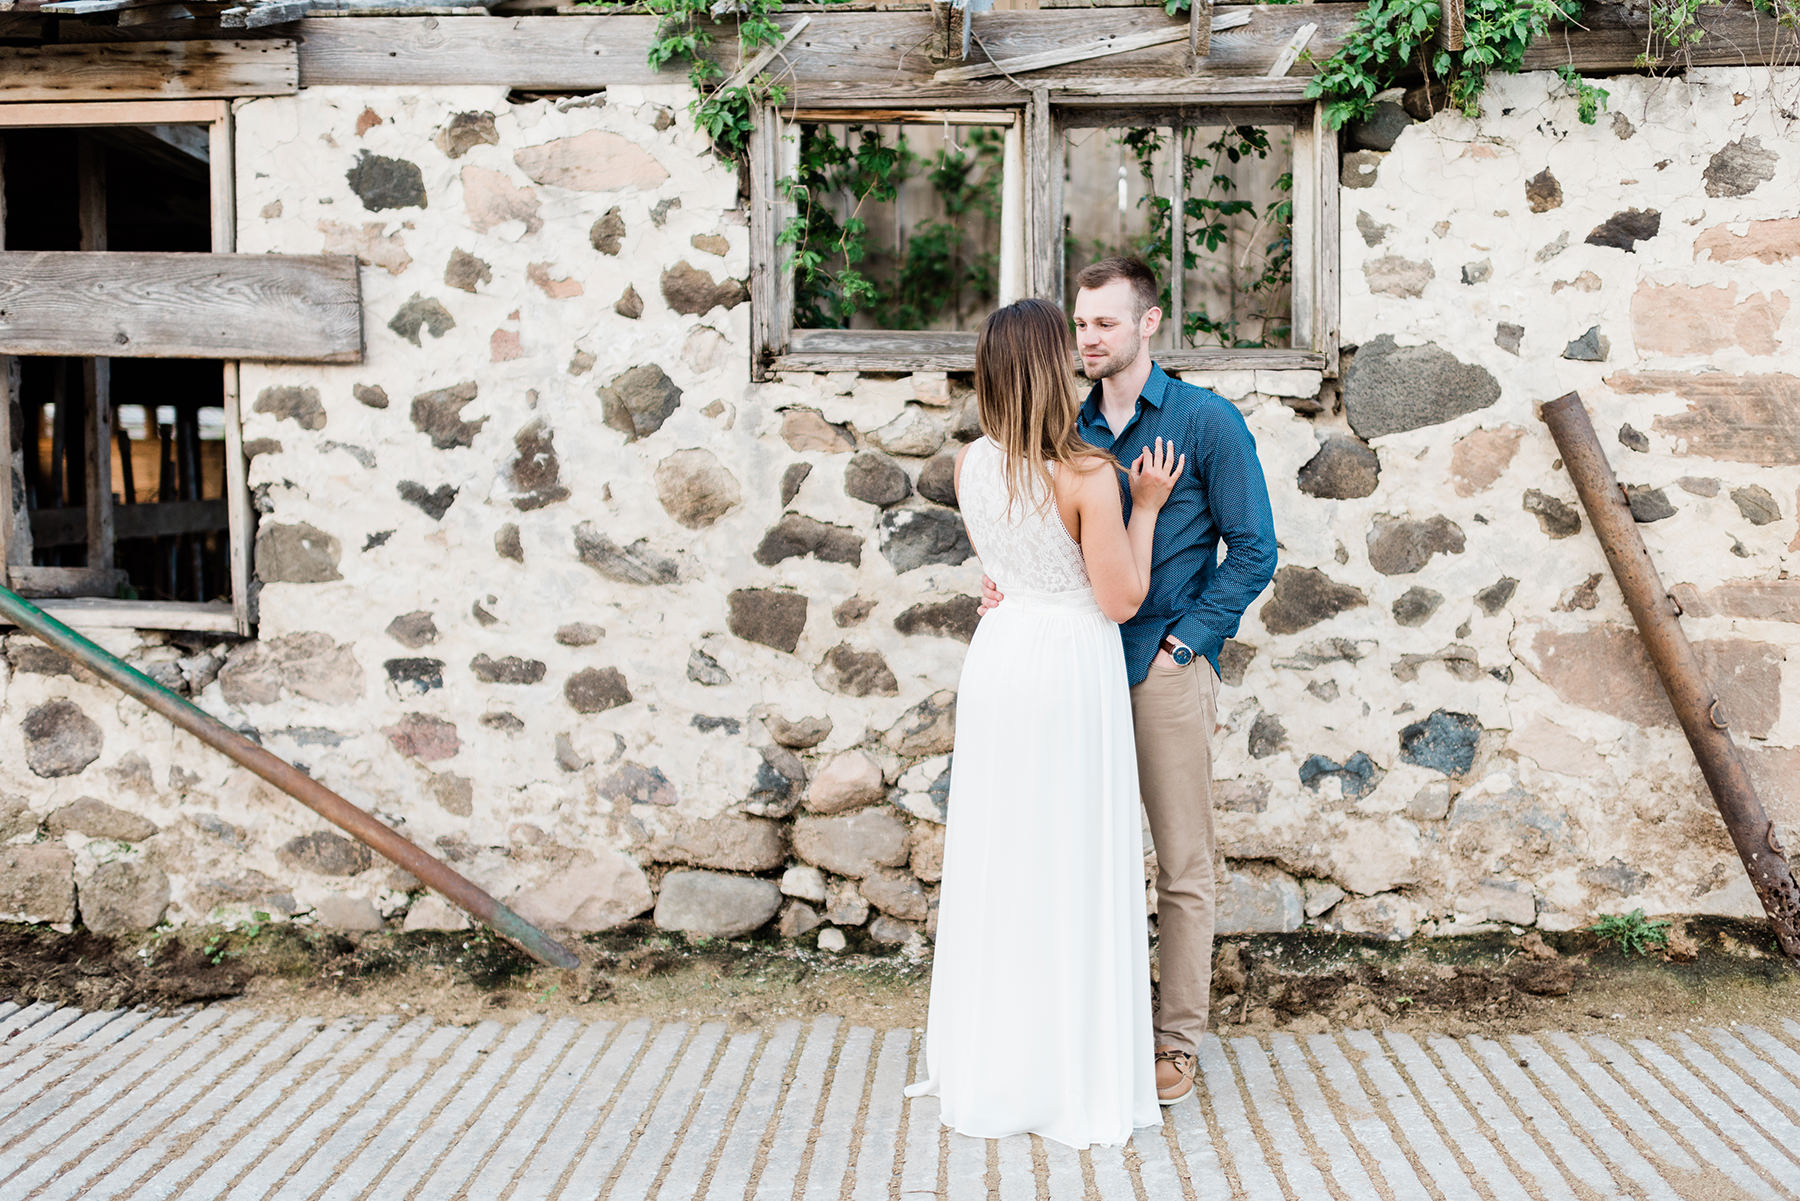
[{"left": 957, "top": 438, "right": 1092, "bottom": 595}]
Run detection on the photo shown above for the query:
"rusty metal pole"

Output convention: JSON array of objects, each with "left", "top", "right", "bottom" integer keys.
[
  {"left": 0, "top": 585, "right": 581, "bottom": 971},
  {"left": 1540, "top": 391, "right": 1800, "bottom": 962}
]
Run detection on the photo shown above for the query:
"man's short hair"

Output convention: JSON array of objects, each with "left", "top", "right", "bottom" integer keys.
[{"left": 1074, "top": 256, "right": 1159, "bottom": 318}]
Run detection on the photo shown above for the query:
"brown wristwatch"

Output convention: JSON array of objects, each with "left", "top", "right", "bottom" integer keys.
[{"left": 1160, "top": 636, "right": 1193, "bottom": 666}]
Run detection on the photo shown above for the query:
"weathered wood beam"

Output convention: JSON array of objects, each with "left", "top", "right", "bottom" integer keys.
[
  {"left": 0, "top": 251, "right": 363, "bottom": 363},
  {"left": 1520, "top": 0, "right": 1796, "bottom": 69},
  {"left": 30, "top": 499, "right": 230, "bottom": 549},
  {"left": 0, "top": 40, "right": 297, "bottom": 102}
]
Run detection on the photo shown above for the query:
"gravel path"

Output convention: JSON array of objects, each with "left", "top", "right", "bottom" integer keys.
[{"left": 1, "top": 1000, "right": 1796, "bottom": 1199}]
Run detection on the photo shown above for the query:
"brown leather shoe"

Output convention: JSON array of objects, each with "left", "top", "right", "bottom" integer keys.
[{"left": 1155, "top": 1046, "right": 1196, "bottom": 1106}]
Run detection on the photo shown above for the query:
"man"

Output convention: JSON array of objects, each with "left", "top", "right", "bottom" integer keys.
[{"left": 984, "top": 257, "right": 1277, "bottom": 1104}]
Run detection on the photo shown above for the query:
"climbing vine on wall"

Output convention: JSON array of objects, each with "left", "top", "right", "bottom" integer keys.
[
  {"left": 778, "top": 124, "right": 1003, "bottom": 329},
  {"left": 605, "top": 0, "right": 790, "bottom": 158}
]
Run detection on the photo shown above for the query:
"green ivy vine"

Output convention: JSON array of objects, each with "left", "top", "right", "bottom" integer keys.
[{"left": 603, "top": 0, "right": 791, "bottom": 158}]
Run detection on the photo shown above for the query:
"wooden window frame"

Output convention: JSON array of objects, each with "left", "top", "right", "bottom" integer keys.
[
  {"left": 0, "top": 99, "right": 251, "bottom": 636},
  {"left": 750, "top": 93, "right": 1338, "bottom": 380}
]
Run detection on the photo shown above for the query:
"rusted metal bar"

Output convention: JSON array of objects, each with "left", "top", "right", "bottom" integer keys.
[
  {"left": 0, "top": 584, "right": 581, "bottom": 970},
  {"left": 1541, "top": 391, "right": 1800, "bottom": 962}
]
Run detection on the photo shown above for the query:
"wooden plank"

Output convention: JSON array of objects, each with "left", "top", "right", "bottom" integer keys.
[
  {"left": 29, "top": 499, "right": 231, "bottom": 549},
  {"left": 1168, "top": 123, "right": 1183, "bottom": 341},
  {"left": 296, "top": 14, "right": 666, "bottom": 87},
  {"left": 772, "top": 351, "right": 978, "bottom": 373},
  {"left": 1520, "top": 0, "right": 1797, "bottom": 69},
  {"left": 1288, "top": 118, "right": 1314, "bottom": 353},
  {"left": 1051, "top": 78, "right": 1313, "bottom": 105},
  {"left": 788, "top": 329, "right": 977, "bottom": 355},
  {"left": 1190, "top": 0, "right": 1211, "bottom": 63},
  {"left": 934, "top": 26, "right": 1189, "bottom": 84},
  {"left": 209, "top": 109, "right": 252, "bottom": 634},
  {"left": 998, "top": 118, "right": 1025, "bottom": 303},
  {"left": 0, "top": 100, "right": 228, "bottom": 129},
  {"left": 0, "top": 42, "right": 297, "bottom": 103},
  {"left": 0, "top": 250, "right": 363, "bottom": 363},
  {"left": 1161, "top": 347, "right": 1322, "bottom": 370},
  {"left": 720, "top": 14, "right": 811, "bottom": 91},
  {"left": 4, "top": 597, "right": 238, "bottom": 632},
  {"left": 78, "top": 137, "right": 115, "bottom": 575},
  {"left": 1437, "top": 0, "right": 1466, "bottom": 51},
  {"left": 1314, "top": 104, "right": 1338, "bottom": 376},
  {"left": 8, "top": 565, "right": 128, "bottom": 599},
  {"left": 0, "top": 134, "right": 11, "bottom": 583},
  {"left": 748, "top": 104, "right": 781, "bottom": 383},
  {"left": 1024, "top": 88, "right": 1058, "bottom": 301},
  {"left": 1265, "top": 21, "right": 1316, "bottom": 78}
]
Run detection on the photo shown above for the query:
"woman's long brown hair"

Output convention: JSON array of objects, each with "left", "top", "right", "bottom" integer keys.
[{"left": 974, "top": 298, "right": 1113, "bottom": 514}]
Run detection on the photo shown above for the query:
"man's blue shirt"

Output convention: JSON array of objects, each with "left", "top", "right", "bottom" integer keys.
[{"left": 1077, "top": 362, "right": 1278, "bottom": 686}]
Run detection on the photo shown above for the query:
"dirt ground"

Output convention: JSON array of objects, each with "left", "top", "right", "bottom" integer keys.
[{"left": 2, "top": 916, "right": 1795, "bottom": 1036}]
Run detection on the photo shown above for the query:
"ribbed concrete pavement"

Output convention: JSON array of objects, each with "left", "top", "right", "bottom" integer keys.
[{"left": 1, "top": 999, "right": 1797, "bottom": 1199}]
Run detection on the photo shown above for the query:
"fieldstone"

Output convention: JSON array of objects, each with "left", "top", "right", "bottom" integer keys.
[
  {"left": 642, "top": 815, "right": 786, "bottom": 872},
  {"left": 806, "top": 751, "right": 887, "bottom": 815},
  {"left": 654, "top": 871, "right": 781, "bottom": 938},
  {"left": 436, "top": 110, "right": 498, "bottom": 158},
  {"left": 1399, "top": 709, "right": 1481, "bottom": 776},
  {"left": 1495, "top": 322, "right": 1524, "bottom": 355},
  {"left": 1303, "top": 880, "right": 1346, "bottom": 919},
  {"left": 1562, "top": 326, "right": 1609, "bottom": 361},
  {"left": 780, "top": 408, "right": 855, "bottom": 453},
  {"left": 278, "top": 831, "right": 373, "bottom": 877},
  {"left": 511, "top": 849, "right": 654, "bottom": 932},
  {"left": 614, "top": 286, "right": 643, "bottom": 319},
  {"left": 1585, "top": 208, "right": 1660, "bottom": 252},
  {"left": 565, "top": 667, "right": 631, "bottom": 713},
  {"left": 427, "top": 773, "right": 474, "bottom": 817},
  {"left": 793, "top": 809, "right": 911, "bottom": 878},
  {"left": 1367, "top": 515, "right": 1465, "bottom": 575},
  {"left": 1407, "top": 780, "right": 1452, "bottom": 821},
  {"left": 1392, "top": 586, "right": 1444, "bottom": 627},
  {"left": 0, "top": 795, "right": 35, "bottom": 842},
  {"left": 307, "top": 893, "right": 382, "bottom": 931},
  {"left": 692, "top": 232, "right": 729, "bottom": 256},
  {"left": 879, "top": 506, "right": 972, "bottom": 574},
  {"left": 845, "top": 452, "right": 913, "bottom": 506},
  {"left": 77, "top": 860, "right": 170, "bottom": 935},
  {"left": 661, "top": 262, "right": 747, "bottom": 315},
  {"left": 1364, "top": 256, "right": 1434, "bottom": 298},
  {"left": 780, "top": 901, "right": 824, "bottom": 939},
  {"left": 46, "top": 797, "right": 157, "bottom": 842},
  {"left": 893, "top": 596, "right": 980, "bottom": 643},
  {"left": 1342, "top": 335, "right": 1502, "bottom": 439},
  {"left": 409, "top": 380, "right": 484, "bottom": 450},
  {"left": 404, "top": 894, "right": 472, "bottom": 932},
  {"left": 860, "top": 868, "right": 928, "bottom": 921},
  {"left": 591, "top": 207, "right": 625, "bottom": 254},
  {"left": 781, "top": 866, "right": 828, "bottom": 905},
  {"left": 1247, "top": 713, "right": 1287, "bottom": 759},
  {"left": 780, "top": 463, "right": 812, "bottom": 506},
  {"left": 515, "top": 129, "right": 667, "bottom": 191},
  {"left": 1215, "top": 641, "right": 1255, "bottom": 687},
  {"left": 1356, "top": 210, "right": 1391, "bottom": 246},
  {"left": 574, "top": 523, "right": 679, "bottom": 586},
  {"left": 508, "top": 420, "right": 571, "bottom": 511},
  {"left": 492, "top": 524, "right": 524, "bottom": 564},
  {"left": 1334, "top": 893, "right": 1423, "bottom": 939},
  {"left": 599, "top": 365, "right": 682, "bottom": 441},
  {"left": 444, "top": 248, "right": 492, "bottom": 293},
  {"left": 815, "top": 644, "right": 898, "bottom": 698},
  {"left": 1259, "top": 567, "right": 1367, "bottom": 635},
  {"left": 1704, "top": 135, "right": 1778, "bottom": 198},
  {"left": 1459, "top": 878, "right": 1536, "bottom": 926},
  {"left": 917, "top": 450, "right": 959, "bottom": 507},
  {"left": 347, "top": 151, "right": 426, "bottom": 211},
  {"left": 754, "top": 514, "right": 862, "bottom": 567},
  {"left": 687, "top": 648, "right": 729, "bottom": 685},
  {"left": 818, "top": 927, "right": 848, "bottom": 952},
  {"left": 256, "top": 522, "right": 342, "bottom": 583},
  {"left": 21, "top": 700, "right": 103, "bottom": 779},
  {"left": 1525, "top": 168, "right": 1563, "bottom": 213},
  {"left": 388, "top": 295, "right": 455, "bottom": 346},
  {"left": 1297, "top": 435, "right": 1379, "bottom": 499},
  {"left": 387, "top": 611, "right": 439, "bottom": 647},
  {"left": 867, "top": 408, "right": 946, "bottom": 457},
  {"left": 909, "top": 824, "right": 945, "bottom": 883},
  {"left": 824, "top": 883, "right": 871, "bottom": 926},
  {"left": 383, "top": 713, "right": 460, "bottom": 761},
  {"left": 1522, "top": 489, "right": 1582, "bottom": 538},
  {"left": 887, "top": 691, "right": 956, "bottom": 757},
  {"left": 1461, "top": 260, "right": 1492, "bottom": 285},
  {"left": 652, "top": 448, "right": 741, "bottom": 530},
  {"left": 835, "top": 596, "right": 876, "bottom": 627},
  {"left": 748, "top": 746, "right": 806, "bottom": 817},
  {"left": 0, "top": 845, "right": 75, "bottom": 925},
  {"left": 1341, "top": 149, "right": 1383, "bottom": 188},
  {"left": 767, "top": 713, "right": 831, "bottom": 749},
  {"left": 1299, "top": 752, "right": 1382, "bottom": 801},
  {"left": 1731, "top": 485, "right": 1780, "bottom": 525},
  {"left": 1349, "top": 101, "right": 1411, "bottom": 151},
  {"left": 600, "top": 762, "right": 676, "bottom": 806},
  {"left": 728, "top": 589, "right": 808, "bottom": 653},
  {"left": 254, "top": 386, "right": 325, "bottom": 431},
  {"left": 1619, "top": 423, "right": 1650, "bottom": 452},
  {"left": 1625, "top": 485, "right": 1675, "bottom": 523},
  {"left": 894, "top": 757, "right": 951, "bottom": 824},
  {"left": 1214, "top": 868, "right": 1303, "bottom": 934},
  {"left": 869, "top": 915, "right": 915, "bottom": 944},
  {"left": 470, "top": 655, "right": 546, "bottom": 685},
  {"left": 398, "top": 481, "right": 457, "bottom": 521}
]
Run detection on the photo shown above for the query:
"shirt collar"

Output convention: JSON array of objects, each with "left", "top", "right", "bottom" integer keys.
[{"left": 1081, "top": 360, "right": 1171, "bottom": 424}]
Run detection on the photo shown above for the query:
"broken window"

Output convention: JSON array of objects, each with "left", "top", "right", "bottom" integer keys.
[{"left": 1, "top": 103, "right": 251, "bottom": 634}]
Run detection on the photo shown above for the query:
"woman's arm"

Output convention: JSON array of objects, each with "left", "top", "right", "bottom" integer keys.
[{"left": 1067, "top": 440, "right": 1182, "bottom": 623}]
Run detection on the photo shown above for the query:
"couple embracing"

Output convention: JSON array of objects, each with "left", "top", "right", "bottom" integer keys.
[{"left": 904, "top": 257, "right": 1278, "bottom": 1149}]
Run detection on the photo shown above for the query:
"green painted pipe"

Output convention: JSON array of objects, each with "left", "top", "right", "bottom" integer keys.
[{"left": 0, "top": 585, "right": 581, "bottom": 971}]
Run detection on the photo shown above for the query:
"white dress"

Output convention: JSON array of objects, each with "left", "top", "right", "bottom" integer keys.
[{"left": 904, "top": 436, "right": 1159, "bottom": 1150}]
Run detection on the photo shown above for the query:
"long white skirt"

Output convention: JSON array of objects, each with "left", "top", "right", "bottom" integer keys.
[{"left": 905, "top": 588, "right": 1160, "bottom": 1149}]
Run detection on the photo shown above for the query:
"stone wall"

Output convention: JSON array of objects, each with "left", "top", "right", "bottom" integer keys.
[{"left": 1, "top": 68, "right": 1795, "bottom": 945}]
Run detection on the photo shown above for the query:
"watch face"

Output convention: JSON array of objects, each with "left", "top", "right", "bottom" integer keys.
[{"left": 1173, "top": 647, "right": 1192, "bottom": 665}]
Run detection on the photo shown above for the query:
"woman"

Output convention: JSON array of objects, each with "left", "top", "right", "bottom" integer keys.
[{"left": 905, "top": 298, "right": 1181, "bottom": 1149}]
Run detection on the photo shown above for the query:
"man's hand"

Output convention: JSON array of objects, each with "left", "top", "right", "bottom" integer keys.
[{"left": 978, "top": 574, "right": 1004, "bottom": 616}]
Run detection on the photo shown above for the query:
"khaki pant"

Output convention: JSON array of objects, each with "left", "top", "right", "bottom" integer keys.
[{"left": 1130, "top": 655, "right": 1219, "bottom": 1056}]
